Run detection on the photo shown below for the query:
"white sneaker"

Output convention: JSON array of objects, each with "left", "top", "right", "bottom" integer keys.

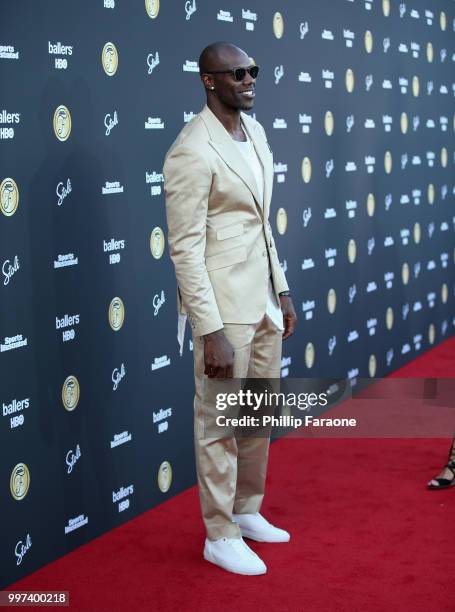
[
  {"left": 203, "top": 536, "right": 267, "bottom": 575},
  {"left": 232, "top": 512, "right": 290, "bottom": 543}
]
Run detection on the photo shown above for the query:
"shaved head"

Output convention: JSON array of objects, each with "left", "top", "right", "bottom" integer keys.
[{"left": 199, "top": 41, "right": 247, "bottom": 74}]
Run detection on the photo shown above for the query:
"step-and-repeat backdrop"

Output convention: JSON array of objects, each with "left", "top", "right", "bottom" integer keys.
[{"left": 1, "top": 0, "right": 454, "bottom": 587}]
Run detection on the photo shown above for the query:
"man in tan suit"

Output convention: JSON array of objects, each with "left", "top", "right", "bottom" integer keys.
[{"left": 163, "top": 42, "right": 297, "bottom": 575}]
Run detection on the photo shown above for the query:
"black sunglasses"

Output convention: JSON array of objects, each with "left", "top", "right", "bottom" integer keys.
[{"left": 206, "top": 65, "right": 260, "bottom": 81}]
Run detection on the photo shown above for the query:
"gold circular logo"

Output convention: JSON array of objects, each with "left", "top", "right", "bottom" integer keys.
[
  {"left": 145, "top": 0, "right": 160, "bottom": 18},
  {"left": 53, "top": 105, "right": 72, "bottom": 141},
  {"left": 102, "top": 42, "right": 118, "bottom": 76},
  {"left": 386, "top": 307, "right": 394, "bottom": 330},
  {"left": 305, "top": 342, "right": 315, "bottom": 369},
  {"left": 413, "top": 222, "right": 421, "bottom": 244},
  {"left": 401, "top": 262, "right": 410, "bottom": 285},
  {"left": 276, "top": 207, "right": 287, "bottom": 235},
  {"left": 273, "top": 12, "right": 284, "bottom": 39},
  {"left": 428, "top": 323, "right": 435, "bottom": 345},
  {"left": 150, "top": 226, "right": 165, "bottom": 259},
  {"left": 324, "top": 110, "right": 334, "bottom": 136},
  {"left": 400, "top": 112, "right": 408, "bottom": 134},
  {"left": 348, "top": 238, "right": 356, "bottom": 263},
  {"left": 109, "top": 296, "right": 125, "bottom": 331},
  {"left": 441, "top": 283, "right": 448, "bottom": 304},
  {"left": 345, "top": 68, "right": 354, "bottom": 93},
  {"left": 327, "top": 288, "right": 336, "bottom": 314},
  {"left": 62, "top": 375, "right": 80, "bottom": 412},
  {"left": 384, "top": 150, "right": 392, "bottom": 174},
  {"left": 426, "top": 42, "right": 434, "bottom": 63},
  {"left": 10, "top": 463, "right": 30, "bottom": 500},
  {"left": 364, "top": 30, "right": 373, "bottom": 53},
  {"left": 440, "top": 11, "right": 447, "bottom": 31},
  {"left": 382, "top": 0, "right": 390, "bottom": 17},
  {"left": 368, "top": 354, "right": 377, "bottom": 378},
  {"left": 0, "top": 178, "right": 19, "bottom": 216},
  {"left": 440, "top": 147, "right": 448, "bottom": 168},
  {"left": 412, "top": 75, "right": 419, "bottom": 97},
  {"left": 158, "top": 460, "right": 172, "bottom": 492},
  {"left": 367, "top": 193, "right": 375, "bottom": 217},
  {"left": 301, "top": 157, "right": 312, "bottom": 183},
  {"left": 427, "top": 183, "right": 435, "bottom": 205}
]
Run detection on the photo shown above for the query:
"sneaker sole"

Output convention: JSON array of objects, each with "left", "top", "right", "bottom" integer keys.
[
  {"left": 240, "top": 528, "right": 290, "bottom": 543},
  {"left": 203, "top": 549, "right": 267, "bottom": 575}
]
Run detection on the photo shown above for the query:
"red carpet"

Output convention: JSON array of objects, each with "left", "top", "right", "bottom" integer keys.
[{"left": 8, "top": 337, "right": 455, "bottom": 611}]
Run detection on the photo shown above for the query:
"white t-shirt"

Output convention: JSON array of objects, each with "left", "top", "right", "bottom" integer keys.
[{"left": 232, "top": 131, "right": 284, "bottom": 332}]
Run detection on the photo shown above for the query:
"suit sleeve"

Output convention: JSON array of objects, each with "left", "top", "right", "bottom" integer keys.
[
  {"left": 163, "top": 144, "right": 224, "bottom": 337},
  {"left": 256, "top": 122, "right": 290, "bottom": 295}
]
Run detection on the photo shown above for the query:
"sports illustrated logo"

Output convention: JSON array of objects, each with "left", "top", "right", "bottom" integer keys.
[
  {"left": 54, "top": 253, "right": 78, "bottom": 269},
  {"left": 56, "top": 178, "right": 72, "bottom": 206},
  {"left": 15, "top": 534, "right": 32, "bottom": 566},
  {"left": 298, "top": 71, "right": 312, "bottom": 83},
  {"left": 104, "top": 111, "right": 118, "bottom": 136},
  {"left": 147, "top": 51, "right": 159, "bottom": 73},
  {"left": 150, "top": 227, "right": 165, "bottom": 259},
  {"left": 146, "top": 171, "right": 164, "bottom": 196},
  {"left": 113, "top": 484, "right": 133, "bottom": 513},
  {"left": 104, "top": 237, "right": 125, "bottom": 265},
  {"left": 102, "top": 42, "right": 118, "bottom": 76},
  {"left": 184, "top": 111, "right": 196, "bottom": 122},
  {"left": 65, "top": 514, "right": 88, "bottom": 534},
  {"left": 157, "top": 461, "right": 172, "bottom": 492},
  {"left": 152, "top": 290, "right": 165, "bottom": 316},
  {"left": 1, "top": 333, "right": 28, "bottom": 353},
  {"left": 145, "top": 116, "right": 164, "bottom": 129},
  {"left": 110, "top": 431, "right": 132, "bottom": 449},
  {"left": 145, "top": 0, "right": 160, "bottom": 19},
  {"left": 112, "top": 363, "right": 126, "bottom": 391},
  {"left": 273, "top": 12, "right": 284, "bottom": 39},
  {"left": 10, "top": 463, "right": 30, "bottom": 500},
  {"left": 56, "top": 313, "right": 80, "bottom": 343},
  {"left": 62, "top": 375, "right": 80, "bottom": 411},
  {"left": 217, "top": 10, "right": 233, "bottom": 22},
  {"left": 102, "top": 180, "right": 124, "bottom": 195},
  {"left": 2, "top": 255, "right": 20, "bottom": 286},
  {"left": 0, "top": 45, "right": 19, "bottom": 59},
  {"left": 109, "top": 297, "right": 125, "bottom": 331},
  {"left": 53, "top": 105, "right": 71, "bottom": 141},
  {"left": 48, "top": 41, "right": 73, "bottom": 70},
  {"left": 0, "top": 109, "right": 20, "bottom": 140},
  {"left": 185, "top": 0, "right": 196, "bottom": 20},
  {"left": 151, "top": 355, "right": 171, "bottom": 371},
  {"left": 273, "top": 118, "right": 287, "bottom": 129},
  {"left": 182, "top": 60, "right": 198, "bottom": 72}
]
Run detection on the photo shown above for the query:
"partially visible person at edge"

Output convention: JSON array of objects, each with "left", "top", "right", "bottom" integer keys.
[{"left": 163, "top": 41, "right": 297, "bottom": 575}]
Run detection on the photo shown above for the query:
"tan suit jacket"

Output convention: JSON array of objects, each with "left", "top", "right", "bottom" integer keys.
[{"left": 163, "top": 104, "right": 289, "bottom": 337}]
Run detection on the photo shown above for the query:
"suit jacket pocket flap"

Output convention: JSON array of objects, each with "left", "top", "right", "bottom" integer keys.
[
  {"left": 205, "top": 245, "right": 247, "bottom": 272},
  {"left": 216, "top": 222, "right": 244, "bottom": 241}
]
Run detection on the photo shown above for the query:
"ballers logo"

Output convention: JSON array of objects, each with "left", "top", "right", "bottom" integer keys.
[
  {"left": 62, "top": 375, "right": 80, "bottom": 411},
  {"left": 400, "top": 112, "right": 408, "bottom": 134},
  {"left": 366, "top": 193, "right": 375, "bottom": 217},
  {"left": 401, "top": 262, "right": 410, "bottom": 285},
  {"left": 324, "top": 111, "right": 334, "bottom": 136},
  {"left": 10, "top": 463, "right": 30, "bottom": 500},
  {"left": 327, "top": 288, "right": 336, "bottom": 314},
  {"left": 53, "top": 105, "right": 71, "bottom": 141},
  {"left": 102, "top": 42, "right": 118, "bottom": 76},
  {"left": 109, "top": 297, "right": 125, "bottom": 330},
  {"left": 305, "top": 342, "right": 315, "bottom": 369},
  {"left": 364, "top": 30, "right": 373, "bottom": 54},
  {"left": 276, "top": 207, "right": 287, "bottom": 235},
  {"left": 158, "top": 460, "right": 172, "bottom": 492},
  {"left": 348, "top": 238, "right": 356, "bottom": 263},
  {"left": 368, "top": 354, "right": 377, "bottom": 378},
  {"left": 145, "top": 0, "right": 160, "bottom": 19},
  {"left": 384, "top": 150, "right": 392, "bottom": 174},
  {"left": 301, "top": 157, "right": 312, "bottom": 183},
  {"left": 0, "top": 178, "right": 19, "bottom": 216},
  {"left": 273, "top": 12, "right": 284, "bottom": 39},
  {"left": 385, "top": 307, "right": 394, "bottom": 331},
  {"left": 150, "top": 226, "right": 165, "bottom": 259},
  {"left": 345, "top": 68, "right": 354, "bottom": 93}
]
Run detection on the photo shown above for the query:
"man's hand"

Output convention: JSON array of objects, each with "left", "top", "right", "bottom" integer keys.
[
  {"left": 203, "top": 329, "right": 234, "bottom": 378},
  {"left": 279, "top": 295, "right": 297, "bottom": 340}
]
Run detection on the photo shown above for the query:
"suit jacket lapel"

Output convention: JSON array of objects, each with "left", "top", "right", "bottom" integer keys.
[{"left": 200, "top": 105, "right": 265, "bottom": 220}]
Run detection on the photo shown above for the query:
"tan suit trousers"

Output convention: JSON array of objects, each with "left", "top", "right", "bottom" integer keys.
[{"left": 192, "top": 314, "right": 283, "bottom": 540}]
